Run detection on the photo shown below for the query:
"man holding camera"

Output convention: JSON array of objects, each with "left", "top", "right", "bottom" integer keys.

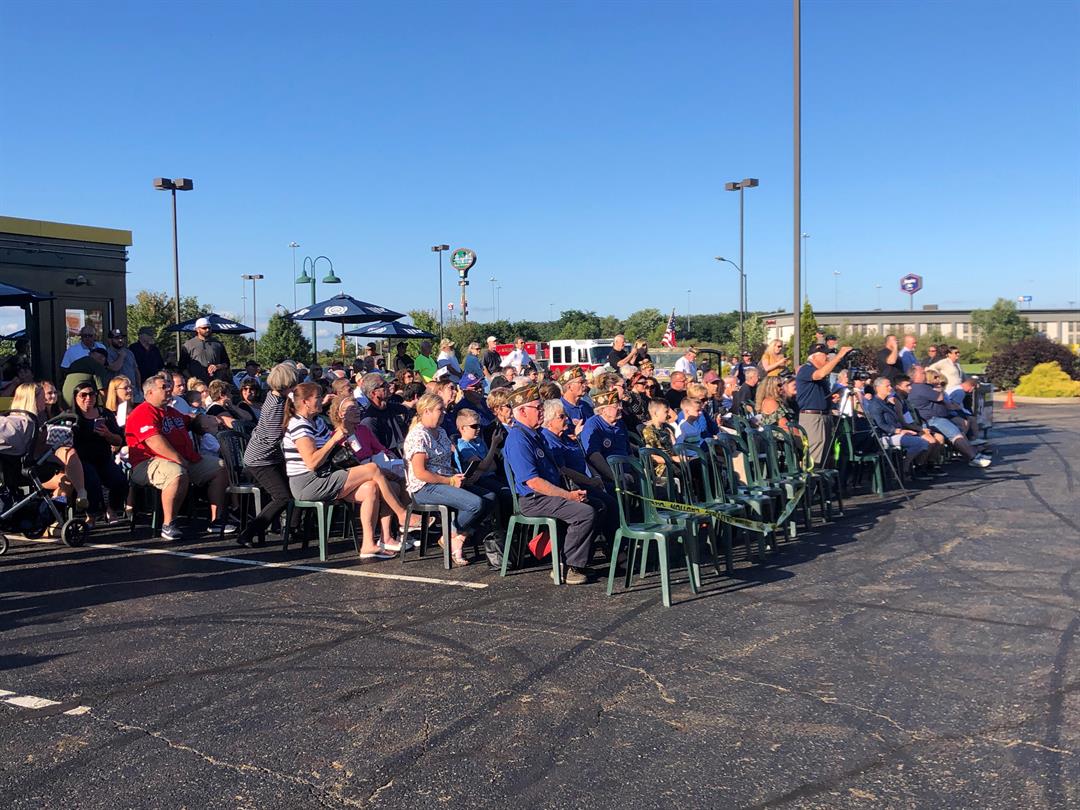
[{"left": 796, "top": 342, "right": 852, "bottom": 466}]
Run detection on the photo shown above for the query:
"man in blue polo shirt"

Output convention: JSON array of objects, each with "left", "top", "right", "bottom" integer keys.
[
  {"left": 795, "top": 342, "right": 851, "bottom": 466},
  {"left": 503, "top": 384, "right": 597, "bottom": 585},
  {"left": 558, "top": 368, "right": 594, "bottom": 439},
  {"left": 579, "top": 389, "right": 629, "bottom": 485}
]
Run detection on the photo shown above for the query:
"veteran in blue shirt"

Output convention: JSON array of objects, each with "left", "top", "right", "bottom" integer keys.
[
  {"left": 503, "top": 384, "right": 597, "bottom": 585},
  {"left": 578, "top": 389, "right": 629, "bottom": 484}
]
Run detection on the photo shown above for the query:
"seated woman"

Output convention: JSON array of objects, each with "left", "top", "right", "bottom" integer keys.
[
  {"left": 68, "top": 380, "right": 128, "bottom": 525},
  {"left": 206, "top": 380, "right": 253, "bottom": 429},
  {"left": 403, "top": 393, "right": 497, "bottom": 567},
  {"left": 186, "top": 378, "right": 211, "bottom": 411},
  {"left": 105, "top": 375, "right": 135, "bottom": 429},
  {"left": 329, "top": 393, "right": 414, "bottom": 545},
  {"left": 236, "top": 378, "right": 262, "bottom": 422},
  {"left": 757, "top": 375, "right": 796, "bottom": 431},
  {"left": 5, "top": 382, "right": 90, "bottom": 512},
  {"left": 41, "top": 380, "right": 64, "bottom": 419},
  {"left": 283, "top": 382, "right": 394, "bottom": 560}
]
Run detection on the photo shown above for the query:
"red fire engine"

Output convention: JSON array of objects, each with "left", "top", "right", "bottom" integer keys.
[{"left": 494, "top": 339, "right": 614, "bottom": 376}]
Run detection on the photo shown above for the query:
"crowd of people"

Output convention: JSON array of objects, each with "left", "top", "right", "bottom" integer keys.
[{"left": 1, "top": 319, "right": 989, "bottom": 581}]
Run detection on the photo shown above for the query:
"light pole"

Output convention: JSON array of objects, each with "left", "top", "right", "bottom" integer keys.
[
  {"left": 715, "top": 257, "right": 745, "bottom": 349},
  {"left": 296, "top": 256, "right": 340, "bottom": 362},
  {"left": 431, "top": 245, "right": 450, "bottom": 334},
  {"left": 289, "top": 241, "right": 300, "bottom": 310},
  {"left": 801, "top": 232, "right": 810, "bottom": 302},
  {"left": 241, "top": 274, "right": 265, "bottom": 362},
  {"left": 875, "top": 283, "right": 882, "bottom": 310},
  {"left": 489, "top": 276, "right": 498, "bottom": 322},
  {"left": 153, "top": 176, "right": 194, "bottom": 359},
  {"left": 549, "top": 303, "right": 554, "bottom": 321},
  {"left": 724, "top": 178, "right": 759, "bottom": 350},
  {"left": 497, "top": 286, "right": 503, "bottom": 322},
  {"left": 833, "top": 270, "right": 841, "bottom": 310},
  {"left": 686, "top": 289, "right": 692, "bottom": 333}
]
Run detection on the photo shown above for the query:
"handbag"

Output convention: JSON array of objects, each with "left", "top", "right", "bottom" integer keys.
[{"left": 330, "top": 444, "right": 361, "bottom": 470}]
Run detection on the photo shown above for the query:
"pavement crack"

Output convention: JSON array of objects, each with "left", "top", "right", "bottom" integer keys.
[
  {"left": 610, "top": 662, "right": 676, "bottom": 704},
  {"left": 985, "top": 736, "right": 1073, "bottom": 755},
  {"left": 448, "top": 617, "right": 646, "bottom": 652},
  {"left": 92, "top": 711, "right": 365, "bottom": 808}
]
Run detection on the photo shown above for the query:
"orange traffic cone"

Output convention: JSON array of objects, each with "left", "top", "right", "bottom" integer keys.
[{"left": 1004, "top": 390, "right": 1017, "bottom": 409}]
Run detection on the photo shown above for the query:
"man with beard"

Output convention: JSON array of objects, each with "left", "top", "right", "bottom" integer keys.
[{"left": 358, "top": 371, "right": 409, "bottom": 453}]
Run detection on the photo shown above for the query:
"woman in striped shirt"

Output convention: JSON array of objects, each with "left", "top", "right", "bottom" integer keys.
[{"left": 283, "top": 382, "right": 392, "bottom": 560}]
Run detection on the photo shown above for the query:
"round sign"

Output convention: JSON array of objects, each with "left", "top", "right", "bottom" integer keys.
[
  {"left": 451, "top": 248, "right": 476, "bottom": 275},
  {"left": 899, "top": 273, "right": 923, "bottom": 295}
]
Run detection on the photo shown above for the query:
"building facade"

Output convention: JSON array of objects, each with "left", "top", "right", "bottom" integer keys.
[
  {"left": 764, "top": 308, "right": 1080, "bottom": 348},
  {"left": 0, "top": 215, "right": 132, "bottom": 384}
]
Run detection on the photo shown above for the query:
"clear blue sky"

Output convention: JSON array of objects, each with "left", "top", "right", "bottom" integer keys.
[{"left": 2, "top": 0, "right": 1078, "bottom": 339}]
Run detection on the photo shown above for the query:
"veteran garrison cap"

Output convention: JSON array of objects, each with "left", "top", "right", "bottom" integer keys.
[
  {"left": 592, "top": 389, "right": 620, "bottom": 408},
  {"left": 508, "top": 384, "right": 541, "bottom": 409}
]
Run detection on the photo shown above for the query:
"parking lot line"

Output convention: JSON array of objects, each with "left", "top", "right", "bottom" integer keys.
[
  {"left": 20, "top": 538, "right": 488, "bottom": 590},
  {"left": 5, "top": 695, "right": 61, "bottom": 709}
]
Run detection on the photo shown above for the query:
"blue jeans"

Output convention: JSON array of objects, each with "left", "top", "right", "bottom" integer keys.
[
  {"left": 412, "top": 483, "right": 497, "bottom": 535},
  {"left": 926, "top": 416, "right": 961, "bottom": 441}
]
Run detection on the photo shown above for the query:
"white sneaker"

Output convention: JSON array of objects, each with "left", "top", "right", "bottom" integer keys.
[{"left": 968, "top": 456, "right": 991, "bottom": 468}]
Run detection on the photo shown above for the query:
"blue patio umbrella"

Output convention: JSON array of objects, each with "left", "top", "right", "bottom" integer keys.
[
  {"left": 343, "top": 321, "right": 436, "bottom": 340},
  {"left": 291, "top": 294, "right": 405, "bottom": 360},
  {"left": 2, "top": 328, "right": 27, "bottom": 341},
  {"left": 0, "top": 281, "right": 53, "bottom": 307},
  {"left": 166, "top": 313, "right": 255, "bottom": 334}
]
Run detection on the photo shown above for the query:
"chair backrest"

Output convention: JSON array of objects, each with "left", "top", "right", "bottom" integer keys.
[
  {"left": 675, "top": 441, "right": 721, "bottom": 505},
  {"left": 501, "top": 456, "right": 525, "bottom": 514},
  {"left": 636, "top": 444, "right": 682, "bottom": 501},
  {"left": 607, "top": 454, "right": 654, "bottom": 528},
  {"left": 701, "top": 437, "right": 741, "bottom": 501},
  {"left": 766, "top": 426, "right": 801, "bottom": 475},
  {"left": 216, "top": 429, "right": 247, "bottom": 488}
]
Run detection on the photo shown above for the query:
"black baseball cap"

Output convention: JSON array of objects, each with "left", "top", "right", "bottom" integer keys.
[
  {"left": 109, "top": 328, "right": 125, "bottom": 338},
  {"left": 808, "top": 343, "right": 829, "bottom": 356}
]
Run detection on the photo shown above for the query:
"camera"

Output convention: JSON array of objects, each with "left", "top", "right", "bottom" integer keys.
[{"left": 837, "top": 349, "right": 871, "bottom": 382}]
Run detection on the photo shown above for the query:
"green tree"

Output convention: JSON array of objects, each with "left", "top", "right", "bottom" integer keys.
[
  {"left": 971, "top": 298, "right": 1034, "bottom": 349},
  {"left": 554, "top": 309, "right": 602, "bottom": 339},
  {"left": 126, "top": 290, "right": 204, "bottom": 355},
  {"left": 788, "top": 300, "right": 820, "bottom": 363},
  {"left": 599, "top": 315, "right": 623, "bottom": 337},
  {"left": 622, "top": 308, "right": 665, "bottom": 344},
  {"left": 258, "top": 312, "right": 312, "bottom": 364}
]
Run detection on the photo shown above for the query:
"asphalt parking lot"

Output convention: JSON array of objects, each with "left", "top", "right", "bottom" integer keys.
[{"left": 2, "top": 406, "right": 1077, "bottom": 809}]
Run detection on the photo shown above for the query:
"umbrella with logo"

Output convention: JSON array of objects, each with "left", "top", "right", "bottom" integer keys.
[
  {"left": 343, "top": 321, "right": 435, "bottom": 340},
  {"left": 166, "top": 313, "right": 255, "bottom": 334},
  {"left": 290, "top": 294, "right": 405, "bottom": 362}
]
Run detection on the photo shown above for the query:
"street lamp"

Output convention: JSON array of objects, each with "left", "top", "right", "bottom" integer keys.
[
  {"left": 296, "top": 256, "right": 340, "bottom": 361},
  {"left": 489, "top": 276, "right": 498, "bottom": 322},
  {"left": 289, "top": 241, "right": 300, "bottom": 310},
  {"left": 724, "top": 177, "right": 759, "bottom": 350},
  {"left": 153, "top": 176, "right": 194, "bottom": 358},
  {"left": 241, "top": 274, "right": 265, "bottom": 362},
  {"left": 875, "top": 283, "right": 882, "bottom": 310},
  {"left": 715, "top": 257, "right": 746, "bottom": 350},
  {"left": 801, "top": 232, "right": 810, "bottom": 302},
  {"left": 686, "top": 289, "right": 692, "bottom": 333},
  {"left": 833, "top": 270, "right": 841, "bottom": 310},
  {"left": 431, "top": 244, "right": 450, "bottom": 334}
]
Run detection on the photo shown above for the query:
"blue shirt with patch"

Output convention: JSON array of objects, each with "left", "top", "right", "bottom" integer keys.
[
  {"left": 560, "top": 396, "right": 594, "bottom": 429},
  {"left": 541, "top": 427, "right": 591, "bottom": 477},
  {"left": 503, "top": 420, "right": 562, "bottom": 497},
  {"left": 579, "top": 414, "right": 629, "bottom": 459}
]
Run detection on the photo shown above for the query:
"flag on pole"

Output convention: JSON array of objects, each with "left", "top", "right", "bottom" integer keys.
[{"left": 660, "top": 308, "right": 678, "bottom": 348}]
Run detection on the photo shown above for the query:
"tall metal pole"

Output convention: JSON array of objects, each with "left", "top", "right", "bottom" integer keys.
[
  {"left": 490, "top": 277, "right": 497, "bottom": 322},
  {"left": 686, "top": 289, "right": 691, "bottom": 333},
  {"left": 289, "top": 241, "right": 299, "bottom": 311},
  {"left": 437, "top": 251, "right": 444, "bottom": 334},
  {"left": 252, "top": 277, "right": 258, "bottom": 362},
  {"left": 801, "top": 232, "right": 810, "bottom": 303},
  {"left": 171, "top": 189, "right": 181, "bottom": 359},
  {"left": 793, "top": 0, "right": 802, "bottom": 362},
  {"left": 738, "top": 185, "right": 745, "bottom": 351}
]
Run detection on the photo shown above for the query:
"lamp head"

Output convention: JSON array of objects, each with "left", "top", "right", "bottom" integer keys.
[
  {"left": 322, "top": 270, "right": 341, "bottom": 284},
  {"left": 295, "top": 271, "right": 313, "bottom": 284}
]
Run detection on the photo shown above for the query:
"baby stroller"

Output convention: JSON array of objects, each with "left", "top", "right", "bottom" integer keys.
[{"left": 0, "top": 410, "right": 89, "bottom": 555}]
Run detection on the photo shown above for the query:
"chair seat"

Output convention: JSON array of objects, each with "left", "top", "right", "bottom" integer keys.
[{"left": 403, "top": 502, "right": 454, "bottom": 570}]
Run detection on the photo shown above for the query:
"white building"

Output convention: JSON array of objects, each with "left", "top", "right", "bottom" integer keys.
[{"left": 763, "top": 308, "right": 1080, "bottom": 347}]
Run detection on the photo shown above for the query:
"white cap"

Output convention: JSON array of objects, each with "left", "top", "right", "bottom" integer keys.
[
  {"left": 194, "top": 317, "right": 211, "bottom": 329},
  {"left": 486, "top": 335, "right": 498, "bottom": 343}
]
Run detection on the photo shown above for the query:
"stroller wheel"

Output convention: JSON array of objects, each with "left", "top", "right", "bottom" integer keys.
[
  {"left": 23, "top": 525, "right": 46, "bottom": 540},
  {"left": 61, "top": 519, "right": 88, "bottom": 548},
  {"left": 0, "top": 533, "right": 8, "bottom": 556}
]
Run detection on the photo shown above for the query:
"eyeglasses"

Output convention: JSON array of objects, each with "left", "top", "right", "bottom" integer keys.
[
  {"left": 463, "top": 423, "right": 480, "bottom": 429},
  {"left": 76, "top": 391, "right": 96, "bottom": 398},
  {"left": 520, "top": 402, "right": 543, "bottom": 412}
]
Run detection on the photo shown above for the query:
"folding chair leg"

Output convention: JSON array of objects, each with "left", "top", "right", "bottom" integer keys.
[
  {"left": 607, "top": 530, "right": 625, "bottom": 596},
  {"left": 657, "top": 538, "right": 672, "bottom": 608}
]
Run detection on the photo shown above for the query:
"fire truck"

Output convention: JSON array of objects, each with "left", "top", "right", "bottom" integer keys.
[{"left": 494, "top": 339, "right": 614, "bottom": 376}]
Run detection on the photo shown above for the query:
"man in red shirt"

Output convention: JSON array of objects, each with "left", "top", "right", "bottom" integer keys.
[{"left": 126, "top": 373, "right": 235, "bottom": 540}]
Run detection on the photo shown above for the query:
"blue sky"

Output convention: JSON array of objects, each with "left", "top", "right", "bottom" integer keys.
[{"left": 2, "top": 0, "right": 1078, "bottom": 338}]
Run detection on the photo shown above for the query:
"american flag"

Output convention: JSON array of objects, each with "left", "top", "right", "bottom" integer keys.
[{"left": 660, "top": 308, "right": 677, "bottom": 348}]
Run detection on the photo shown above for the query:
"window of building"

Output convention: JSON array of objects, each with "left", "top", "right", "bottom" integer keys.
[{"left": 65, "top": 307, "right": 106, "bottom": 347}]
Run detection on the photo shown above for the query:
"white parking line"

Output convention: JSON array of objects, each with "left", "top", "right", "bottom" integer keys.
[
  {"left": 1, "top": 690, "right": 91, "bottom": 716},
  {"left": 21, "top": 538, "right": 488, "bottom": 590}
]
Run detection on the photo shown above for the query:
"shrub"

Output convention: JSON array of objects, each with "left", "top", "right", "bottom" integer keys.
[
  {"left": 1014, "top": 362, "right": 1080, "bottom": 397},
  {"left": 985, "top": 336, "right": 1080, "bottom": 390}
]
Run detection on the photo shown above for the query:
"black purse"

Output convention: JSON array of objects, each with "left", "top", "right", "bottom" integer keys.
[{"left": 330, "top": 445, "right": 361, "bottom": 470}]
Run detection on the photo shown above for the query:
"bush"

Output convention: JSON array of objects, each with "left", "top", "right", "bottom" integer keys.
[
  {"left": 985, "top": 336, "right": 1080, "bottom": 390},
  {"left": 1014, "top": 362, "right": 1080, "bottom": 398}
]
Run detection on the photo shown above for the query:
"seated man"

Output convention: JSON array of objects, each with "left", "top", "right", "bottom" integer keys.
[
  {"left": 503, "top": 385, "right": 597, "bottom": 585},
  {"left": 125, "top": 374, "right": 237, "bottom": 540},
  {"left": 579, "top": 389, "right": 630, "bottom": 484},
  {"left": 906, "top": 368, "right": 990, "bottom": 468},
  {"left": 358, "top": 372, "right": 409, "bottom": 453},
  {"left": 863, "top": 377, "right": 933, "bottom": 481},
  {"left": 558, "top": 369, "right": 594, "bottom": 439},
  {"left": 946, "top": 377, "right": 981, "bottom": 440},
  {"left": 731, "top": 367, "right": 759, "bottom": 416}
]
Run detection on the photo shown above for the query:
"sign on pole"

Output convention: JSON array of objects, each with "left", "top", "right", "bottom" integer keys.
[
  {"left": 899, "top": 273, "right": 923, "bottom": 311},
  {"left": 451, "top": 248, "right": 476, "bottom": 324}
]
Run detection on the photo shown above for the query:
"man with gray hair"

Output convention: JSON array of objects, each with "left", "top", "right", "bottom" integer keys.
[{"left": 358, "top": 371, "right": 408, "bottom": 452}]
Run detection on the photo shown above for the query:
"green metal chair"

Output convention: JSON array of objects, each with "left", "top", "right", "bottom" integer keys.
[
  {"left": 768, "top": 425, "right": 840, "bottom": 525},
  {"left": 217, "top": 429, "right": 264, "bottom": 536},
  {"left": 701, "top": 437, "right": 772, "bottom": 563},
  {"left": 675, "top": 442, "right": 743, "bottom": 575},
  {"left": 837, "top": 418, "right": 889, "bottom": 497},
  {"left": 636, "top": 444, "right": 711, "bottom": 586},
  {"left": 500, "top": 460, "right": 563, "bottom": 585},
  {"left": 786, "top": 422, "right": 843, "bottom": 514},
  {"left": 606, "top": 455, "right": 697, "bottom": 608},
  {"left": 282, "top": 499, "right": 358, "bottom": 562}
]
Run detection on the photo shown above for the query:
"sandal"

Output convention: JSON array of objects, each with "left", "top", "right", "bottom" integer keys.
[{"left": 451, "top": 551, "right": 470, "bottom": 568}]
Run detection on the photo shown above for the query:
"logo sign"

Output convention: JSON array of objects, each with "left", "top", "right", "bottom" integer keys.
[
  {"left": 451, "top": 248, "right": 476, "bottom": 278},
  {"left": 899, "top": 273, "right": 923, "bottom": 295},
  {"left": 1017, "top": 295, "right": 1032, "bottom": 303},
  {"left": 324, "top": 305, "right": 349, "bottom": 316}
]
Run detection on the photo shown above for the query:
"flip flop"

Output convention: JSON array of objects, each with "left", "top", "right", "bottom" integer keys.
[{"left": 358, "top": 551, "right": 395, "bottom": 561}]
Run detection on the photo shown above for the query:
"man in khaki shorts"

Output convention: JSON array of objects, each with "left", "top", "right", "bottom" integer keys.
[{"left": 124, "top": 374, "right": 237, "bottom": 540}]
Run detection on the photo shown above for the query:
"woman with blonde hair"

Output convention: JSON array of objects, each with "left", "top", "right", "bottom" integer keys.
[
  {"left": 329, "top": 393, "right": 413, "bottom": 545},
  {"left": 7, "top": 382, "right": 89, "bottom": 511},
  {"left": 758, "top": 375, "right": 795, "bottom": 430},
  {"left": 760, "top": 339, "right": 789, "bottom": 377},
  {"left": 402, "top": 393, "right": 497, "bottom": 566},
  {"left": 104, "top": 375, "right": 134, "bottom": 427}
]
